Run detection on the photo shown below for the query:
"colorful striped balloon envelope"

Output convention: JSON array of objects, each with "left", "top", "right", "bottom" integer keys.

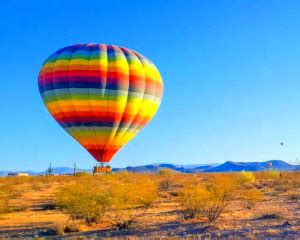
[{"left": 38, "top": 44, "right": 163, "bottom": 163}]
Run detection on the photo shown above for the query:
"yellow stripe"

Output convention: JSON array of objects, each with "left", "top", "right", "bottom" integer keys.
[
  {"left": 70, "top": 131, "right": 137, "bottom": 146},
  {"left": 46, "top": 99, "right": 160, "bottom": 116}
]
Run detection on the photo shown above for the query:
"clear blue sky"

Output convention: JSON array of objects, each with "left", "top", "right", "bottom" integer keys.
[{"left": 1, "top": 0, "right": 300, "bottom": 171}]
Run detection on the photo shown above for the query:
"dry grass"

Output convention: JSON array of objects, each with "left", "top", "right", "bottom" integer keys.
[
  {"left": 0, "top": 171, "right": 299, "bottom": 238},
  {"left": 239, "top": 188, "right": 264, "bottom": 209}
]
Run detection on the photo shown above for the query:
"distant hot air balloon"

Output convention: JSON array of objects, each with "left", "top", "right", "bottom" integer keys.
[
  {"left": 38, "top": 44, "right": 163, "bottom": 173},
  {"left": 280, "top": 142, "right": 284, "bottom": 146},
  {"left": 267, "top": 162, "right": 273, "bottom": 168}
]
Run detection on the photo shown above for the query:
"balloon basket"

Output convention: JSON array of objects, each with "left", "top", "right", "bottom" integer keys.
[{"left": 93, "top": 163, "right": 112, "bottom": 175}]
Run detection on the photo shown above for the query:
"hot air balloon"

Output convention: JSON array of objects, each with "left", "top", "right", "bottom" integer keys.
[
  {"left": 38, "top": 44, "right": 163, "bottom": 173},
  {"left": 267, "top": 162, "right": 273, "bottom": 168}
]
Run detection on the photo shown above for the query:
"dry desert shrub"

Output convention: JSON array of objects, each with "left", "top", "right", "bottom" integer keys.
[
  {"left": 0, "top": 195, "right": 10, "bottom": 214},
  {"left": 159, "top": 179, "right": 173, "bottom": 192},
  {"left": 51, "top": 222, "right": 81, "bottom": 235},
  {"left": 292, "top": 173, "right": 300, "bottom": 186},
  {"left": 51, "top": 224, "right": 64, "bottom": 235},
  {"left": 110, "top": 180, "right": 158, "bottom": 209},
  {"left": 63, "top": 222, "right": 81, "bottom": 233},
  {"left": 273, "top": 179, "right": 293, "bottom": 192},
  {"left": 56, "top": 173, "right": 158, "bottom": 227},
  {"left": 158, "top": 168, "right": 176, "bottom": 176},
  {"left": 262, "top": 169, "right": 281, "bottom": 180},
  {"left": 239, "top": 188, "right": 264, "bottom": 209},
  {"left": 258, "top": 171, "right": 297, "bottom": 193},
  {"left": 0, "top": 180, "right": 26, "bottom": 214},
  {"left": 286, "top": 192, "right": 300, "bottom": 202},
  {"left": 178, "top": 185, "right": 207, "bottom": 219},
  {"left": 107, "top": 178, "right": 158, "bottom": 230},
  {"left": 158, "top": 169, "right": 178, "bottom": 192},
  {"left": 75, "top": 171, "right": 90, "bottom": 177},
  {"left": 108, "top": 209, "right": 139, "bottom": 230},
  {"left": 0, "top": 178, "right": 28, "bottom": 199},
  {"left": 178, "top": 177, "right": 237, "bottom": 222},
  {"left": 56, "top": 183, "right": 111, "bottom": 225},
  {"left": 254, "top": 170, "right": 283, "bottom": 191},
  {"left": 237, "top": 171, "right": 256, "bottom": 185},
  {"left": 0, "top": 175, "right": 73, "bottom": 196}
]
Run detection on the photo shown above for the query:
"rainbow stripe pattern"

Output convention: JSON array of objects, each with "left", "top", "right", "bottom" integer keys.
[{"left": 38, "top": 44, "right": 163, "bottom": 163}]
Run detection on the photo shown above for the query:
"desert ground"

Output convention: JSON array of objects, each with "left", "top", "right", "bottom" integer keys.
[{"left": 0, "top": 170, "right": 299, "bottom": 239}]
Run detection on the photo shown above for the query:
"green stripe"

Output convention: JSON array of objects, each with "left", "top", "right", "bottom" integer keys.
[
  {"left": 66, "top": 126, "right": 136, "bottom": 135},
  {"left": 44, "top": 53, "right": 131, "bottom": 63},
  {"left": 42, "top": 89, "right": 160, "bottom": 103}
]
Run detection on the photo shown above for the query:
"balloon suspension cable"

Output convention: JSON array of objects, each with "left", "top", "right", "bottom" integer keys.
[{"left": 93, "top": 162, "right": 112, "bottom": 175}]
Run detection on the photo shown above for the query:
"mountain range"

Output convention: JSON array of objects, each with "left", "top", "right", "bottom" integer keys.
[
  {"left": 113, "top": 160, "right": 300, "bottom": 173},
  {"left": 1, "top": 160, "right": 299, "bottom": 176}
]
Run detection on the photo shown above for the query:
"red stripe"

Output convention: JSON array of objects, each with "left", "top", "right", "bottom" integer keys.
[
  {"left": 39, "top": 70, "right": 161, "bottom": 88},
  {"left": 87, "top": 148, "right": 119, "bottom": 163},
  {"left": 40, "top": 72, "right": 148, "bottom": 84},
  {"left": 41, "top": 70, "right": 144, "bottom": 79}
]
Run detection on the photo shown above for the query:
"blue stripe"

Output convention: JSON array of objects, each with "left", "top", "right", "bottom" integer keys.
[
  {"left": 55, "top": 44, "right": 83, "bottom": 54},
  {"left": 40, "top": 81, "right": 126, "bottom": 92},
  {"left": 60, "top": 121, "right": 142, "bottom": 129},
  {"left": 39, "top": 79, "right": 148, "bottom": 93}
]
